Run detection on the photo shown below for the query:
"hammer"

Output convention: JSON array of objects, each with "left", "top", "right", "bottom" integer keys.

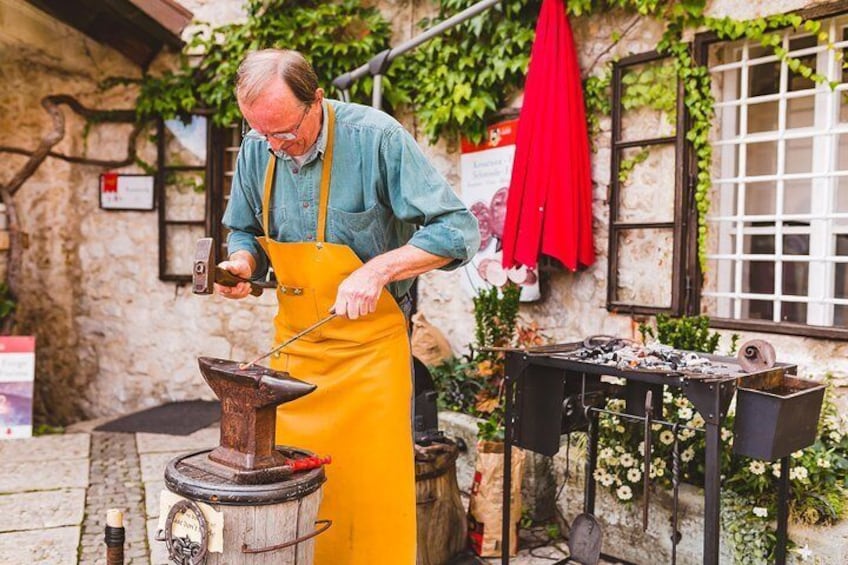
[{"left": 193, "top": 237, "right": 274, "bottom": 297}]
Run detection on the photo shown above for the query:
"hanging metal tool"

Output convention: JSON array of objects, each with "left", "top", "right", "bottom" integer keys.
[
  {"left": 642, "top": 390, "right": 653, "bottom": 532},
  {"left": 239, "top": 312, "right": 338, "bottom": 370},
  {"left": 670, "top": 422, "right": 683, "bottom": 565}
]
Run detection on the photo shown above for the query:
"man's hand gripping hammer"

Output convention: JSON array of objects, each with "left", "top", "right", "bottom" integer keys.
[{"left": 193, "top": 238, "right": 274, "bottom": 297}]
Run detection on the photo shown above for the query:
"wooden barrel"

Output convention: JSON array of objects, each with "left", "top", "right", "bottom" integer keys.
[
  {"left": 207, "top": 488, "right": 323, "bottom": 565},
  {"left": 163, "top": 447, "right": 327, "bottom": 565},
  {"left": 415, "top": 439, "right": 466, "bottom": 565}
]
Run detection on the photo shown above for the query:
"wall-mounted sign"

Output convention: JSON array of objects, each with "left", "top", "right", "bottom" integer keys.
[
  {"left": 0, "top": 336, "right": 35, "bottom": 439},
  {"left": 100, "top": 173, "right": 155, "bottom": 211},
  {"left": 460, "top": 118, "right": 541, "bottom": 302}
]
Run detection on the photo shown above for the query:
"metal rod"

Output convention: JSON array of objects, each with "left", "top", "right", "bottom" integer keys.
[
  {"left": 501, "top": 357, "right": 516, "bottom": 565},
  {"left": 670, "top": 423, "right": 682, "bottom": 565},
  {"left": 703, "top": 421, "right": 721, "bottom": 565},
  {"left": 239, "top": 313, "right": 337, "bottom": 369},
  {"left": 372, "top": 74, "right": 383, "bottom": 110},
  {"left": 331, "top": 0, "right": 503, "bottom": 98},
  {"left": 775, "top": 456, "right": 790, "bottom": 565},
  {"left": 642, "top": 390, "right": 653, "bottom": 531}
]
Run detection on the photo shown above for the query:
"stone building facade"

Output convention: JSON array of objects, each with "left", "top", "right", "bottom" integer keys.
[{"left": 1, "top": 0, "right": 847, "bottom": 425}]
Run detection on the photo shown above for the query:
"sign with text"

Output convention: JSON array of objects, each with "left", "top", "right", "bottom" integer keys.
[
  {"left": 100, "top": 173, "right": 155, "bottom": 211},
  {"left": 460, "top": 119, "right": 540, "bottom": 302},
  {"left": 157, "top": 491, "right": 224, "bottom": 553},
  {"left": 0, "top": 336, "right": 35, "bottom": 439}
]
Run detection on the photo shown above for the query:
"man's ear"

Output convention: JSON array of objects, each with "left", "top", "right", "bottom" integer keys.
[{"left": 315, "top": 88, "right": 325, "bottom": 103}]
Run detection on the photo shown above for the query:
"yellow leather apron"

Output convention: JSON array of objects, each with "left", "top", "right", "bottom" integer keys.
[{"left": 256, "top": 105, "right": 416, "bottom": 564}]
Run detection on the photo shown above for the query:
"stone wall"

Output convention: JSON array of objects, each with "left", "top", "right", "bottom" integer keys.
[{"left": 2, "top": 0, "right": 848, "bottom": 425}]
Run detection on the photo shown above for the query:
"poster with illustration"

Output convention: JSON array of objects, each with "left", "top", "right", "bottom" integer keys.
[
  {"left": 460, "top": 118, "right": 540, "bottom": 302},
  {"left": 0, "top": 336, "right": 35, "bottom": 439}
]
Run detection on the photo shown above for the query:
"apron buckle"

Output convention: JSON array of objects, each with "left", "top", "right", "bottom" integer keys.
[{"left": 279, "top": 286, "right": 304, "bottom": 296}]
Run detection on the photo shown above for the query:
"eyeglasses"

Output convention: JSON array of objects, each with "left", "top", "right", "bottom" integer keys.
[{"left": 243, "top": 104, "right": 310, "bottom": 143}]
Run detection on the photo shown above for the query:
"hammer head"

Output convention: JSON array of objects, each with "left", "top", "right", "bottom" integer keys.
[{"left": 193, "top": 237, "right": 215, "bottom": 295}]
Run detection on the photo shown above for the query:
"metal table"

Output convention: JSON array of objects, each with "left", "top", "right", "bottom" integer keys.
[{"left": 500, "top": 344, "right": 801, "bottom": 565}]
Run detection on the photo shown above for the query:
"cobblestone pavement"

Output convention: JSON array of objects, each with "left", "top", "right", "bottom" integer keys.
[{"left": 1, "top": 424, "right": 623, "bottom": 565}]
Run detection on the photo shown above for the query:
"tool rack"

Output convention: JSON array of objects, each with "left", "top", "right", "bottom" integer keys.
[{"left": 500, "top": 343, "right": 819, "bottom": 565}]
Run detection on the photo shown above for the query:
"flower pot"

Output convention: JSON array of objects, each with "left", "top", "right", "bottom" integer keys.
[{"left": 733, "top": 372, "right": 825, "bottom": 461}]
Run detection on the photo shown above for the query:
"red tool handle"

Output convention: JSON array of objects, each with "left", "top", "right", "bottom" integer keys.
[{"left": 285, "top": 455, "right": 332, "bottom": 472}]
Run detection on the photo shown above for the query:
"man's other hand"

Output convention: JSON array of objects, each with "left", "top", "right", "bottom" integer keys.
[
  {"left": 215, "top": 256, "right": 254, "bottom": 300},
  {"left": 333, "top": 265, "right": 389, "bottom": 320}
]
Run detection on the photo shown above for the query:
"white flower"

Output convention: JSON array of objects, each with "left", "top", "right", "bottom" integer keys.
[
  {"left": 675, "top": 397, "right": 688, "bottom": 408},
  {"left": 721, "top": 427, "right": 733, "bottom": 441},
  {"left": 817, "top": 458, "right": 831, "bottom": 469},
  {"left": 680, "top": 428, "right": 695, "bottom": 441},
  {"left": 790, "top": 466, "right": 809, "bottom": 481},
  {"left": 615, "top": 425, "right": 626, "bottom": 433},
  {"left": 627, "top": 468, "right": 642, "bottom": 483},
  {"left": 593, "top": 468, "right": 608, "bottom": 481},
  {"left": 615, "top": 445, "right": 625, "bottom": 454},
  {"left": 606, "top": 456, "right": 620, "bottom": 466},
  {"left": 663, "top": 391, "right": 674, "bottom": 403},
  {"left": 829, "top": 430, "right": 842, "bottom": 442},
  {"left": 794, "top": 543, "right": 813, "bottom": 561},
  {"left": 678, "top": 406, "right": 693, "bottom": 420},
  {"left": 791, "top": 450, "right": 804, "bottom": 459},
  {"left": 600, "top": 447, "right": 614, "bottom": 459},
  {"left": 655, "top": 467, "right": 665, "bottom": 477},
  {"left": 748, "top": 461, "right": 766, "bottom": 475},
  {"left": 638, "top": 442, "right": 645, "bottom": 456},
  {"left": 653, "top": 457, "right": 666, "bottom": 469},
  {"left": 772, "top": 463, "right": 781, "bottom": 478},
  {"left": 691, "top": 414, "right": 705, "bottom": 429},
  {"left": 752, "top": 507, "right": 768, "bottom": 518},
  {"left": 620, "top": 453, "right": 635, "bottom": 468},
  {"left": 659, "top": 430, "right": 675, "bottom": 445},
  {"left": 600, "top": 474, "right": 615, "bottom": 487},
  {"left": 616, "top": 485, "right": 633, "bottom": 501},
  {"left": 681, "top": 447, "right": 695, "bottom": 462},
  {"left": 651, "top": 423, "right": 662, "bottom": 431}
]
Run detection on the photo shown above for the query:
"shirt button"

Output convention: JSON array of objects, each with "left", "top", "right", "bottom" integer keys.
[
  {"left": 292, "top": 168, "right": 299, "bottom": 174},
  {"left": 303, "top": 202, "right": 309, "bottom": 208},
  {"left": 306, "top": 234, "right": 314, "bottom": 241}
]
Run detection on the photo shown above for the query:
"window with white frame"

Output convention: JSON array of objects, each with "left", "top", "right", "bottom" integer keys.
[{"left": 703, "top": 15, "right": 848, "bottom": 331}]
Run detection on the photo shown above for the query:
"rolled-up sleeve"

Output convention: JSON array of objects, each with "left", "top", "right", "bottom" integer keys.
[
  {"left": 380, "top": 127, "right": 480, "bottom": 270},
  {"left": 222, "top": 145, "right": 270, "bottom": 279}
]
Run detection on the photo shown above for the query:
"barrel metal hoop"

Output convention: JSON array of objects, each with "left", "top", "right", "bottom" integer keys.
[{"left": 241, "top": 519, "right": 332, "bottom": 554}]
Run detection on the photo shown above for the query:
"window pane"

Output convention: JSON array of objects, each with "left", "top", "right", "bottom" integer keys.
[
  {"left": 620, "top": 60, "right": 677, "bottom": 141},
  {"left": 165, "top": 224, "right": 206, "bottom": 275},
  {"left": 835, "top": 236, "right": 848, "bottom": 300},
  {"left": 164, "top": 171, "right": 206, "bottom": 222},
  {"left": 783, "top": 233, "right": 810, "bottom": 255},
  {"left": 742, "top": 260, "right": 774, "bottom": 293},
  {"left": 617, "top": 145, "right": 676, "bottom": 223},
  {"left": 782, "top": 261, "right": 809, "bottom": 296},
  {"left": 747, "top": 100, "right": 778, "bottom": 133},
  {"left": 614, "top": 228, "right": 673, "bottom": 307},
  {"left": 748, "top": 58, "right": 779, "bottom": 98},
  {"left": 784, "top": 180, "right": 812, "bottom": 215},
  {"left": 164, "top": 117, "right": 208, "bottom": 166},
  {"left": 837, "top": 134, "right": 848, "bottom": 171},
  {"left": 787, "top": 36, "right": 817, "bottom": 92},
  {"left": 785, "top": 137, "right": 813, "bottom": 175},
  {"left": 780, "top": 302, "right": 807, "bottom": 323},
  {"left": 787, "top": 95, "right": 814, "bottom": 129},
  {"left": 744, "top": 232, "right": 775, "bottom": 255},
  {"left": 745, "top": 140, "right": 777, "bottom": 176},
  {"left": 741, "top": 299, "right": 774, "bottom": 321},
  {"left": 744, "top": 181, "right": 776, "bottom": 215}
]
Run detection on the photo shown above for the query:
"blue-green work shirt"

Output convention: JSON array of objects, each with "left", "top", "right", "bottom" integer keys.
[{"left": 223, "top": 99, "right": 480, "bottom": 300}]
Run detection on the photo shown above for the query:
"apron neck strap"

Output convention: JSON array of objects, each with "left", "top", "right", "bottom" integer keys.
[{"left": 260, "top": 102, "right": 336, "bottom": 243}]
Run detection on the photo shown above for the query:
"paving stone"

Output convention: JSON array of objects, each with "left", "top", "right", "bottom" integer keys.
[
  {"left": 139, "top": 451, "right": 184, "bottom": 484},
  {"left": 144, "top": 480, "right": 165, "bottom": 519},
  {"left": 135, "top": 425, "right": 219, "bottom": 454},
  {"left": 0, "top": 433, "right": 89, "bottom": 462},
  {"left": 0, "top": 488, "right": 85, "bottom": 532},
  {"left": 0, "top": 458, "right": 88, "bottom": 493},
  {"left": 147, "top": 517, "right": 170, "bottom": 565},
  {"left": 0, "top": 525, "right": 80, "bottom": 565}
]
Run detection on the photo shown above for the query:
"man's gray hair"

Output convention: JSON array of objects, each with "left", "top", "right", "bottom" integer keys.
[{"left": 235, "top": 49, "right": 319, "bottom": 106}]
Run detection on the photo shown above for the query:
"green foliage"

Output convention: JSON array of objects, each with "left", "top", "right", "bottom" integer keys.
[
  {"left": 617, "top": 146, "right": 650, "bottom": 183},
  {"left": 136, "top": 0, "right": 393, "bottom": 127},
  {"left": 638, "top": 313, "right": 722, "bottom": 353},
  {"left": 0, "top": 283, "right": 16, "bottom": 327},
  {"left": 583, "top": 66, "right": 612, "bottom": 144},
  {"left": 472, "top": 282, "right": 521, "bottom": 362},
  {"left": 395, "top": 0, "right": 538, "bottom": 143},
  {"left": 429, "top": 357, "right": 482, "bottom": 414}
]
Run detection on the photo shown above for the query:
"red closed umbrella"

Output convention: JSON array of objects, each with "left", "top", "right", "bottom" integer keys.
[{"left": 501, "top": 0, "right": 595, "bottom": 271}]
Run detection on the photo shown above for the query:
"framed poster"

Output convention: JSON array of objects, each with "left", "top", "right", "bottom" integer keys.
[
  {"left": 100, "top": 173, "right": 155, "bottom": 211},
  {"left": 460, "top": 118, "right": 540, "bottom": 302},
  {"left": 0, "top": 336, "right": 35, "bottom": 439}
]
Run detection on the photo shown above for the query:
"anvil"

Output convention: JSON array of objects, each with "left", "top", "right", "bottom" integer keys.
[{"left": 198, "top": 356, "right": 315, "bottom": 475}]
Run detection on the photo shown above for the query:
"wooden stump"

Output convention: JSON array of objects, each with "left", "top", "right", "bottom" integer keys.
[
  {"left": 206, "top": 487, "right": 322, "bottom": 565},
  {"left": 415, "top": 439, "right": 466, "bottom": 565}
]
